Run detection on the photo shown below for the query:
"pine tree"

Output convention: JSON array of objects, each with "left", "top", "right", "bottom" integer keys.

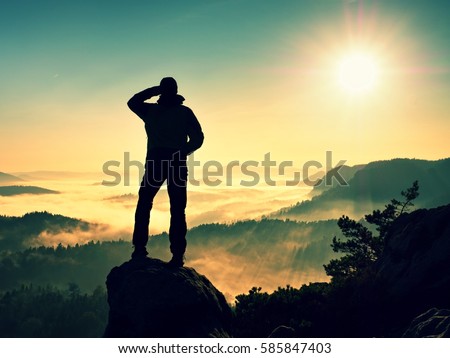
[{"left": 324, "top": 181, "right": 419, "bottom": 281}]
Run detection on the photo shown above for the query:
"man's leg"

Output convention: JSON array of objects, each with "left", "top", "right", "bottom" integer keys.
[
  {"left": 167, "top": 160, "right": 188, "bottom": 265},
  {"left": 132, "top": 159, "right": 164, "bottom": 258}
]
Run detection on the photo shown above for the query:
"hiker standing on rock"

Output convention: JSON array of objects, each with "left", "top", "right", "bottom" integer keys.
[{"left": 127, "top": 77, "right": 204, "bottom": 266}]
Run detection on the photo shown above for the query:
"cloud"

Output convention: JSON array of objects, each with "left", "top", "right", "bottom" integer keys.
[
  {"left": 104, "top": 193, "right": 137, "bottom": 202},
  {"left": 184, "top": 248, "right": 329, "bottom": 303},
  {"left": 32, "top": 224, "right": 130, "bottom": 248}
]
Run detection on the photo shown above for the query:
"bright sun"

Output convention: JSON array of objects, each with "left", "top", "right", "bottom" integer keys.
[{"left": 338, "top": 53, "right": 379, "bottom": 94}]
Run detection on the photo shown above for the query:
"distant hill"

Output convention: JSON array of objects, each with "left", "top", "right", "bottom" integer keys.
[
  {"left": 0, "top": 186, "right": 59, "bottom": 196},
  {"left": 0, "top": 211, "right": 92, "bottom": 251},
  {"left": 0, "top": 172, "right": 24, "bottom": 184},
  {"left": 273, "top": 158, "right": 450, "bottom": 221},
  {"left": 310, "top": 164, "right": 366, "bottom": 197}
]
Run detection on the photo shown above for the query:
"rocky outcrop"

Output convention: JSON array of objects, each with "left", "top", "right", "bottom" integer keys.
[
  {"left": 327, "top": 204, "right": 450, "bottom": 337},
  {"left": 403, "top": 308, "right": 450, "bottom": 338},
  {"left": 104, "top": 258, "right": 232, "bottom": 338},
  {"left": 377, "top": 205, "right": 450, "bottom": 313}
]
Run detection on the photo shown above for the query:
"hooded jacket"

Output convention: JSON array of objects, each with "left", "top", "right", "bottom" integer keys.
[{"left": 128, "top": 87, "right": 204, "bottom": 156}]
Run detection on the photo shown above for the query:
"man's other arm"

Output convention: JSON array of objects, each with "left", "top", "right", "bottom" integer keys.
[
  {"left": 127, "top": 86, "right": 161, "bottom": 119},
  {"left": 182, "top": 109, "right": 204, "bottom": 156}
]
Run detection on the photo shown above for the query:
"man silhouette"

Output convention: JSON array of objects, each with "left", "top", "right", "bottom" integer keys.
[{"left": 127, "top": 77, "right": 204, "bottom": 266}]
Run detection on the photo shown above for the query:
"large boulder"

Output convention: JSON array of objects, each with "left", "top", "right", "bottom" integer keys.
[
  {"left": 377, "top": 204, "right": 450, "bottom": 310},
  {"left": 329, "top": 204, "right": 450, "bottom": 337},
  {"left": 373, "top": 204, "right": 450, "bottom": 333},
  {"left": 104, "top": 258, "right": 232, "bottom": 337}
]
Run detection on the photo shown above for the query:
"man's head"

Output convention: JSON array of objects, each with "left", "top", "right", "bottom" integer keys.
[{"left": 159, "top": 77, "right": 178, "bottom": 96}]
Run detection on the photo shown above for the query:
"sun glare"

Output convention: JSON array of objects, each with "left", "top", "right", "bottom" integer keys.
[{"left": 338, "top": 53, "right": 379, "bottom": 94}]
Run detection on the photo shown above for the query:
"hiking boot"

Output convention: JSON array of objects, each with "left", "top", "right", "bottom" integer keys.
[
  {"left": 131, "top": 246, "right": 148, "bottom": 259},
  {"left": 167, "top": 255, "right": 185, "bottom": 267}
]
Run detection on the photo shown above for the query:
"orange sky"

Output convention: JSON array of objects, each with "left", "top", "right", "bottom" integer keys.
[{"left": 1, "top": 0, "right": 449, "bottom": 174}]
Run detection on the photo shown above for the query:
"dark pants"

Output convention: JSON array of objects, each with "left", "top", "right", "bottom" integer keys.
[{"left": 132, "top": 148, "right": 188, "bottom": 257}]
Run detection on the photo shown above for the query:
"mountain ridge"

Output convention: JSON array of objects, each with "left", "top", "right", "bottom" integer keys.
[
  {"left": 0, "top": 172, "right": 24, "bottom": 183},
  {"left": 273, "top": 157, "right": 450, "bottom": 221}
]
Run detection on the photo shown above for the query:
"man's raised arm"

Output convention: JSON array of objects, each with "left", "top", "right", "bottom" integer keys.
[{"left": 127, "top": 86, "right": 161, "bottom": 119}]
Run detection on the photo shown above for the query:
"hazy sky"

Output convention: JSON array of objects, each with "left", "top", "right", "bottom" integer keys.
[{"left": 1, "top": 0, "right": 449, "bottom": 173}]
